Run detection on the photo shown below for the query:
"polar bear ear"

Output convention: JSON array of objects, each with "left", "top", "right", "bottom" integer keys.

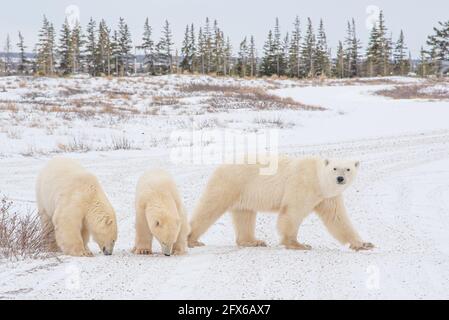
[
  {"left": 101, "top": 215, "right": 113, "bottom": 225},
  {"left": 324, "top": 159, "right": 329, "bottom": 166},
  {"left": 354, "top": 161, "right": 360, "bottom": 168}
]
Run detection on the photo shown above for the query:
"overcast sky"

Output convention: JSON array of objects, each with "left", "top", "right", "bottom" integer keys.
[{"left": 1, "top": 0, "right": 447, "bottom": 57}]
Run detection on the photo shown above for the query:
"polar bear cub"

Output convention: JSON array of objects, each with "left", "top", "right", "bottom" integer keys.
[
  {"left": 188, "top": 156, "right": 374, "bottom": 251},
  {"left": 36, "top": 157, "right": 118, "bottom": 257},
  {"left": 133, "top": 169, "right": 189, "bottom": 256}
]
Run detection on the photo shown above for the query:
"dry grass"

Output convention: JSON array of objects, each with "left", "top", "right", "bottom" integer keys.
[
  {"left": 180, "top": 83, "right": 324, "bottom": 111},
  {"left": 375, "top": 84, "right": 449, "bottom": 100},
  {"left": 0, "top": 102, "right": 18, "bottom": 112},
  {"left": 57, "top": 137, "right": 91, "bottom": 153},
  {"left": 111, "top": 135, "right": 133, "bottom": 150},
  {"left": 253, "top": 116, "right": 295, "bottom": 128},
  {"left": 6, "top": 127, "right": 22, "bottom": 139},
  {"left": 0, "top": 195, "right": 53, "bottom": 260},
  {"left": 152, "top": 95, "right": 181, "bottom": 106}
]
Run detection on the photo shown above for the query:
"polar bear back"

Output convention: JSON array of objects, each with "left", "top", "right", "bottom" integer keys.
[
  {"left": 36, "top": 157, "right": 102, "bottom": 218},
  {"left": 135, "top": 169, "right": 182, "bottom": 211}
]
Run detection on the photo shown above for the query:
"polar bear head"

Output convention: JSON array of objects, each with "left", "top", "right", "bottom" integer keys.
[
  {"left": 90, "top": 210, "right": 118, "bottom": 255},
  {"left": 146, "top": 199, "right": 181, "bottom": 256},
  {"left": 318, "top": 158, "right": 359, "bottom": 198}
]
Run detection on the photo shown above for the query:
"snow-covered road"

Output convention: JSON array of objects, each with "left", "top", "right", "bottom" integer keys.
[{"left": 1, "top": 77, "right": 449, "bottom": 299}]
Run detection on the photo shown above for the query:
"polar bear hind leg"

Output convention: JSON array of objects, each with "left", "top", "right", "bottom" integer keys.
[{"left": 231, "top": 209, "right": 266, "bottom": 247}]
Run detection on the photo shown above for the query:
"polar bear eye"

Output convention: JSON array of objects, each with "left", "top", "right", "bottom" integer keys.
[
  {"left": 155, "top": 221, "right": 160, "bottom": 227},
  {"left": 333, "top": 168, "right": 337, "bottom": 171},
  {"left": 347, "top": 168, "right": 350, "bottom": 172}
]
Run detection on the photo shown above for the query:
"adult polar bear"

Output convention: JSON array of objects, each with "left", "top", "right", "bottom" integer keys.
[
  {"left": 188, "top": 156, "right": 374, "bottom": 251},
  {"left": 36, "top": 157, "right": 118, "bottom": 256}
]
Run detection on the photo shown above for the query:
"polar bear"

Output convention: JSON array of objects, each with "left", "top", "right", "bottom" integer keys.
[
  {"left": 36, "top": 157, "right": 118, "bottom": 257},
  {"left": 133, "top": 169, "right": 189, "bottom": 256},
  {"left": 188, "top": 156, "right": 374, "bottom": 251}
]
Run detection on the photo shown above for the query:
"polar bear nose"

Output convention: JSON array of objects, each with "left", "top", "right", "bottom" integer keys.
[{"left": 337, "top": 176, "right": 345, "bottom": 184}]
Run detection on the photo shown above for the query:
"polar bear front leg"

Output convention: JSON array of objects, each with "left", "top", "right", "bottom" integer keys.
[
  {"left": 231, "top": 210, "right": 266, "bottom": 247},
  {"left": 53, "top": 207, "right": 93, "bottom": 257},
  {"left": 314, "top": 195, "right": 374, "bottom": 251},
  {"left": 277, "top": 207, "right": 312, "bottom": 250},
  {"left": 133, "top": 204, "right": 153, "bottom": 255},
  {"left": 173, "top": 208, "right": 189, "bottom": 255},
  {"left": 81, "top": 226, "right": 93, "bottom": 256},
  {"left": 38, "top": 209, "right": 60, "bottom": 252}
]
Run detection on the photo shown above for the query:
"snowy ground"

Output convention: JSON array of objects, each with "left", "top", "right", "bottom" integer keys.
[{"left": 1, "top": 75, "right": 449, "bottom": 299}]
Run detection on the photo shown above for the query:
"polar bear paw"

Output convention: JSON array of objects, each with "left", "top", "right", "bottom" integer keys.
[
  {"left": 65, "top": 248, "right": 94, "bottom": 257},
  {"left": 133, "top": 247, "right": 152, "bottom": 255},
  {"left": 237, "top": 239, "right": 267, "bottom": 247},
  {"left": 350, "top": 242, "right": 375, "bottom": 251},
  {"left": 188, "top": 239, "right": 205, "bottom": 248},
  {"left": 283, "top": 241, "right": 312, "bottom": 250}
]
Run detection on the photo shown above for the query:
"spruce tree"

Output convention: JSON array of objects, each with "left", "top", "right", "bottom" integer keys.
[
  {"left": 288, "top": 16, "right": 301, "bottom": 78},
  {"left": 237, "top": 37, "right": 248, "bottom": 77},
  {"left": 417, "top": 46, "right": 429, "bottom": 77},
  {"left": 180, "top": 25, "right": 191, "bottom": 72},
  {"left": 223, "top": 37, "right": 232, "bottom": 76},
  {"left": 248, "top": 35, "right": 257, "bottom": 77},
  {"left": 141, "top": 18, "right": 154, "bottom": 74},
  {"left": 203, "top": 18, "right": 212, "bottom": 73},
  {"left": 213, "top": 25, "right": 226, "bottom": 75},
  {"left": 300, "top": 18, "right": 316, "bottom": 77},
  {"left": 377, "top": 11, "right": 391, "bottom": 76},
  {"left": 261, "top": 30, "right": 275, "bottom": 76},
  {"left": 366, "top": 24, "right": 381, "bottom": 76},
  {"left": 393, "top": 30, "right": 409, "bottom": 75},
  {"left": 426, "top": 20, "right": 449, "bottom": 74},
  {"left": 85, "top": 18, "right": 97, "bottom": 75},
  {"left": 273, "top": 18, "right": 284, "bottom": 76},
  {"left": 118, "top": 17, "right": 133, "bottom": 75},
  {"left": 71, "top": 22, "right": 84, "bottom": 74},
  {"left": 315, "top": 19, "right": 330, "bottom": 77},
  {"left": 197, "top": 27, "right": 206, "bottom": 74},
  {"left": 17, "top": 32, "right": 28, "bottom": 74},
  {"left": 58, "top": 19, "right": 73, "bottom": 75},
  {"left": 189, "top": 24, "right": 197, "bottom": 73},
  {"left": 349, "top": 19, "right": 361, "bottom": 77},
  {"left": 158, "top": 20, "right": 174, "bottom": 74},
  {"left": 3, "top": 35, "right": 12, "bottom": 74},
  {"left": 334, "top": 41, "right": 345, "bottom": 78},
  {"left": 36, "top": 15, "right": 56, "bottom": 75},
  {"left": 97, "top": 20, "right": 111, "bottom": 76}
]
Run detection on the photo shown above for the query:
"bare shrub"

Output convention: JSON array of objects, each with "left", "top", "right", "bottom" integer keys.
[
  {"left": 253, "top": 116, "right": 295, "bottom": 128},
  {"left": 0, "top": 195, "right": 53, "bottom": 260},
  {"left": 57, "top": 137, "right": 91, "bottom": 153},
  {"left": 181, "top": 83, "right": 323, "bottom": 111},
  {"left": 152, "top": 95, "right": 180, "bottom": 106},
  {"left": 0, "top": 102, "right": 18, "bottom": 112},
  {"left": 111, "top": 135, "right": 133, "bottom": 150},
  {"left": 375, "top": 84, "right": 449, "bottom": 100},
  {"left": 20, "top": 145, "right": 48, "bottom": 157},
  {"left": 6, "top": 127, "right": 22, "bottom": 139}
]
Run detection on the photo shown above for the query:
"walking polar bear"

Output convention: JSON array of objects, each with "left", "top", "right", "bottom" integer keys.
[
  {"left": 188, "top": 156, "right": 374, "bottom": 251},
  {"left": 133, "top": 169, "right": 189, "bottom": 256},
  {"left": 36, "top": 157, "right": 118, "bottom": 257}
]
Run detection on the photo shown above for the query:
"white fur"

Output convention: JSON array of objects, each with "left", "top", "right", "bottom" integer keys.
[
  {"left": 188, "top": 156, "right": 373, "bottom": 251},
  {"left": 133, "top": 169, "right": 189, "bottom": 256},
  {"left": 36, "top": 157, "right": 118, "bottom": 256}
]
